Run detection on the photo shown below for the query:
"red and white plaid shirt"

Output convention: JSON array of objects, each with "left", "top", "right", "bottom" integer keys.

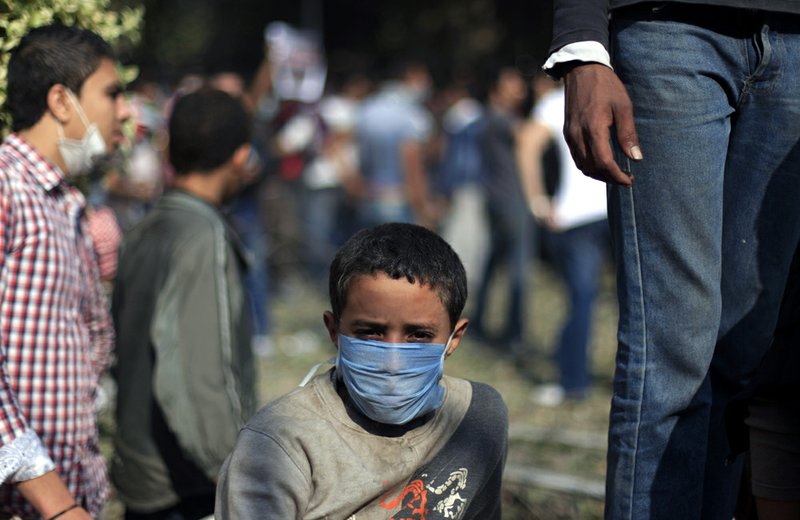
[{"left": 0, "top": 134, "right": 113, "bottom": 517}]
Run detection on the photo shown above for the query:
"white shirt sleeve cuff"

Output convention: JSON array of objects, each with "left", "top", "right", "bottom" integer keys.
[
  {"left": 0, "top": 429, "right": 56, "bottom": 484},
  {"left": 543, "top": 41, "right": 613, "bottom": 73}
]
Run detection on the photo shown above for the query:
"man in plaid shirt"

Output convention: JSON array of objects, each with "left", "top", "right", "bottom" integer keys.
[{"left": 0, "top": 25, "right": 128, "bottom": 518}]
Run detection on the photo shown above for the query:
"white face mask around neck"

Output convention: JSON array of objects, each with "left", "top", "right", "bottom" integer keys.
[{"left": 55, "top": 89, "right": 107, "bottom": 176}]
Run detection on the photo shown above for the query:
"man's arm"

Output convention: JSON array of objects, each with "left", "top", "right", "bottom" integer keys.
[
  {"left": 17, "top": 471, "right": 91, "bottom": 520},
  {"left": 400, "top": 140, "right": 439, "bottom": 229},
  {"left": 78, "top": 218, "right": 114, "bottom": 381},
  {"left": 548, "top": 0, "right": 642, "bottom": 186},
  {"left": 516, "top": 119, "right": 557, "bottom": 227}
]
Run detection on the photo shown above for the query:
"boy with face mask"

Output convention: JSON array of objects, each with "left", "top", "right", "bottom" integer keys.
[
  {"left": 0, "top": 24, "right": 127, "bottom": 519},
  {"left": 216, "top": 223, "right": 508, "bottom": 519}
]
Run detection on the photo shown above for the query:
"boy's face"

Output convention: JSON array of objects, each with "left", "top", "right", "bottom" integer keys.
[
  {"left": 324, "top": 273, "right": 468, "bottom": 355},
  {"left": 66, "top": 58, "right": 130, "bottom": 153}
]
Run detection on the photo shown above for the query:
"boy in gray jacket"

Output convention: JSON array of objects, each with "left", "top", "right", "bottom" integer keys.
[
  {"left": 113, "top": 88, "right": 257, "bottom": 519},
  {"left": 216, "top": 222, "right": 508, "bottom": 519}
]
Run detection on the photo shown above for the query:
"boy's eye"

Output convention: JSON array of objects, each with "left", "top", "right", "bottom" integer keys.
[
  {"left": 107, "top": 86, "right": 125, "bottom": 100},
  {"left": 354, "top": 328, "right": 381, "bottom": 338},
  {"left": 409, "top": 331, "right": 435, "bottom": 342}
]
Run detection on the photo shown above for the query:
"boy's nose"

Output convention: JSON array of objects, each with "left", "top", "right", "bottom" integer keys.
[{"left": 117, "top": 96, "right": 132, "bottom": 123}]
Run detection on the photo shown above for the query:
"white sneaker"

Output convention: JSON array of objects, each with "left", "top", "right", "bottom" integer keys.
[{"left": 530, "top": 383, "right": 566, "bottom": 407}]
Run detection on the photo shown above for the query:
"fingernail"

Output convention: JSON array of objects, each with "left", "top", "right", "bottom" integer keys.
[{"left": 630, "top": 145, "right": 643, "bottom": 161}]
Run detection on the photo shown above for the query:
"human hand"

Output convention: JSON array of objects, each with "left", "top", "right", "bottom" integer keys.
[
  {"left": 563, "top": 63, "right": 641, "bottom": 186},
  {"left": 529, "top": 195, "right": 558, "bottom": 230}
]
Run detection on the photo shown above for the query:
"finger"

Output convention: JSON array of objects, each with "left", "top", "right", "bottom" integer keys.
[
  {"left": 563, "top": 121, "right": 589, "bottom": 173},
  {"left": 614, "top": 98, "right": 643, "bottom": 162},
  {"left": 583, "top": 126, "right": 633, "bottom": 187}
]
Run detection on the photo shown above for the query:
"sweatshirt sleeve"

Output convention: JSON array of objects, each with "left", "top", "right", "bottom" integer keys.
[
  {"left": 215, "top": 427, "right": 312, "bottom": 519},
  {"left": 549, "top": 0, "right": 611, "bottom": 54}
]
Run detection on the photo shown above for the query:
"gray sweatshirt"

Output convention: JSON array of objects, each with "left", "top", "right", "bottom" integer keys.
[{"left": 216, "top": 371, "right": 508, "bottom": 519}]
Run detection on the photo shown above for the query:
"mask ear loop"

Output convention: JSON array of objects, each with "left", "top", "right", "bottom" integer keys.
[
  {"left": 442, "top": 328, "right": 457, "bottom": 360},
  {"left": 64, "top": 88, "right": 93, "bottom": 131},
  {"left": 299, "top": 356, "right": 336, "bottom": 387},
  {"left": 55, "top": 119, "right": 67, "bottom": 140}
]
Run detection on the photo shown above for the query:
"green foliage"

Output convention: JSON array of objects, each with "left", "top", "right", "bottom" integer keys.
[{"left": 0, "top": 0, "right": 144, "bottom": 135}]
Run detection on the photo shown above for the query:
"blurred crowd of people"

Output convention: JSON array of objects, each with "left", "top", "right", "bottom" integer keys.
[{"left": 86, "top": 43, "right": 610, "bottom": 396}]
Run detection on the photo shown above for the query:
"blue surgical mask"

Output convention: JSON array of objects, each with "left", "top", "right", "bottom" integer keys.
[{"left": 336, "top": 332, "right": 454, "bottom": 425}]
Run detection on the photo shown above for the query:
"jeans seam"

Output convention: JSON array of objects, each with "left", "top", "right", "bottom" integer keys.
[{"left": 627, "top": 185, "right": 647, "bottom": 520}]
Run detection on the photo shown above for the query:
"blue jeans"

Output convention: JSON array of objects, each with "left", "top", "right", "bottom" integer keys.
[
  {"left": 229, "top": 192, "right": 270, "bottom": 337},
  {"left": 357, "top": 198, "right": 413, "bottom": 228},
  {"left": 471, "top": 196, "right": 532, "bottom": 344},
  {"left": 607, "top": 6, "right": 800, "bottom": 519},
  {"left": 544, "top": 219, "right": 609, "bottom": 393},
  {"left": 303, "top": 186, "right": 344, "bottom": 285}
]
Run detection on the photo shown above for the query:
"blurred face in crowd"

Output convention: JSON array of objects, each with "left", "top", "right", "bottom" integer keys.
[
  {"left": 403, "top": 64, "right": 433, "bottom": 102},
  {"left": 494, "top": 68, "right": 526, "bottom": 111}
]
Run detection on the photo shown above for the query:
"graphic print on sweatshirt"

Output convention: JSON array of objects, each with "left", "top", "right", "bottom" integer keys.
[{"left": 379, "top": 467, "right": 469, "bottom": 519}]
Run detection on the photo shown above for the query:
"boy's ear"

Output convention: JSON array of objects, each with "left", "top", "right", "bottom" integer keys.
[
  {"left": 232, "top": 143, "right": 260, "bottom": 187},
  {"left": 231, "top": 143, "right": 252, "bottom": 170},
  {"left": 323, "top": 311, "right": 339, "bottom": 348},
  {"left": 47, "top": 84, "right": 72, "bottom": 123},
  {"left": 445, "top": 318, "right": 469, "bottom": 358}
]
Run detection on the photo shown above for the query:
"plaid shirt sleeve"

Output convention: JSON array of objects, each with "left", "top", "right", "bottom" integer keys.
[
  {"left": 0, "top": 177, "right": 56, "bottom": 483},
  {"left": 79, "top": 216, "right": 114, "bottom": 381},
  {"left": 85, "top": 206, "right": 122, "bottom": 283},
  {"left": 0, "top": 430, "right": 56, "bottom": 483}
]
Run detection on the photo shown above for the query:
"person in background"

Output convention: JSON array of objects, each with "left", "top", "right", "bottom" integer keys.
[
  {"left": 436, "top": 78, "right": 489, "bottom": 301},
  {"left": 0, "top": 24, "right": 127, "bottom": 519},
  {"left": 301, "top": 86, "right": 365, "bottom": 286},
  {"left": 725, "top": 242, "right": 800, "bottom": 520},
  {"left": 356, "top": 60, "right": 441, "bottom": 229},
  {"left": 216, "top": 223, "right": 508, "bottom": 519},
  {"left": 102, "top": 78, "right": 166, "bottom": 232},
  {"left": 470, "top": 66, "right": 531, "bottom": 355},
  {"left": 111, "top": 88, "right": 257, "bottom": 520},
  {"left": 210, "top": 70, "right": 274, "bottom": 357},
  {"left": 517, "top": 73, "right": 609, "bottom": 406}
]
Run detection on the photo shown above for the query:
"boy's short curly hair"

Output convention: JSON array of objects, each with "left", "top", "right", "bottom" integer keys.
[
  {"left": 329, "top": 223, "right": 467, "bottom": 328},
  {"left": 6, "top": 24, "right": 115, "bottom": 132}
]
